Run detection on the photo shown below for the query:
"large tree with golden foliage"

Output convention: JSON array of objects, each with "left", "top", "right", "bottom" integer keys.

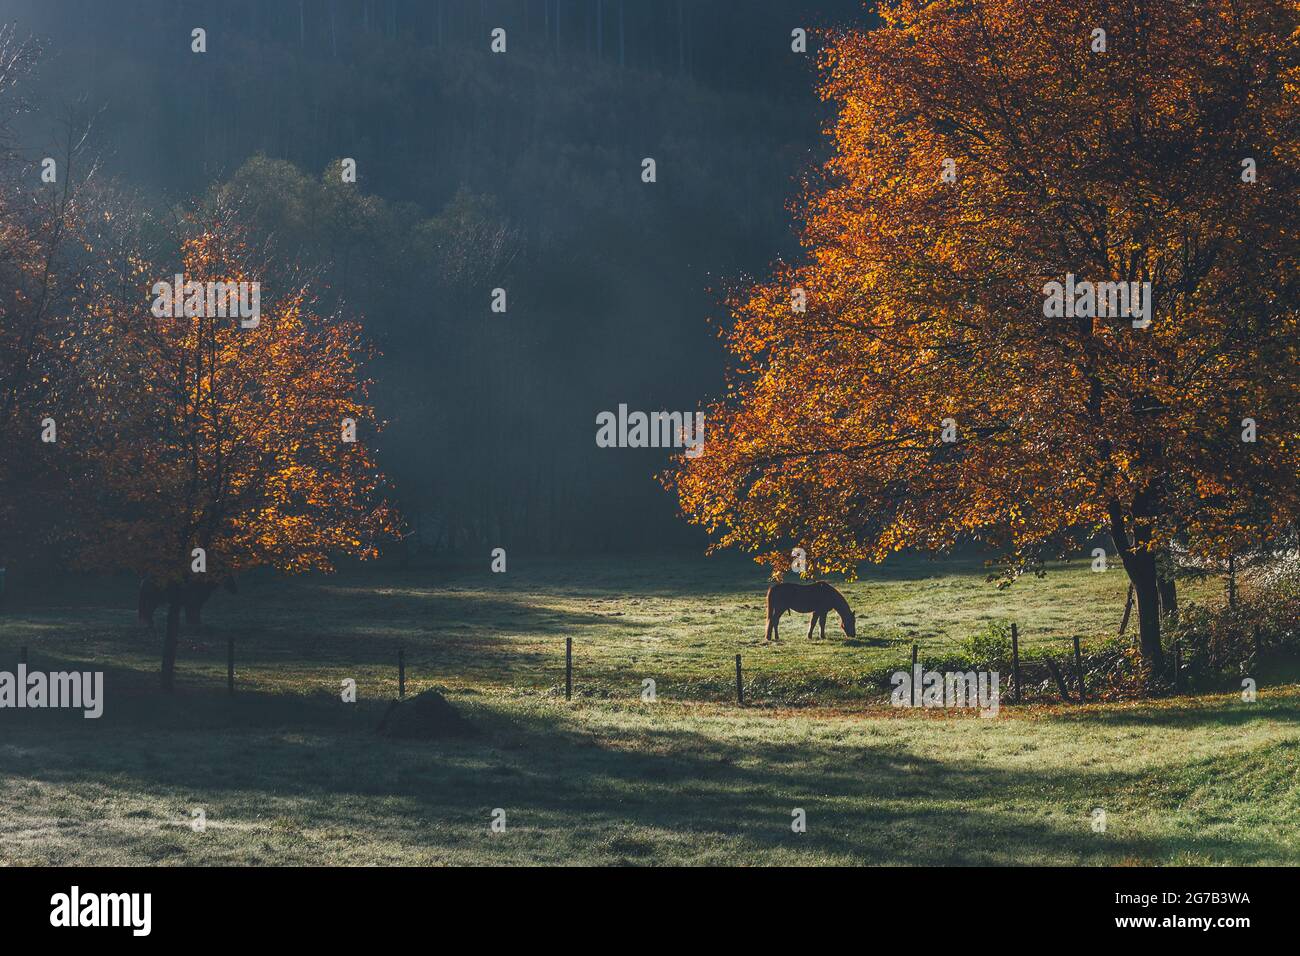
[
  {"left": 74, "top": 200, "right": 396, "bottom": 690},
  {"left": 668, "top": 0, "right": 1300, "bottom": 674}
]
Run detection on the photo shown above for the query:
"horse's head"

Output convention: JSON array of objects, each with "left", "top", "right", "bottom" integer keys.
[{"left": 841, "top": 608, "right": 856, "bottom": 639}]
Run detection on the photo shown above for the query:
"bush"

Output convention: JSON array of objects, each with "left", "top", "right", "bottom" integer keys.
[
  {"left": 1166, "top": 568, "right": 1300, "bottom": 686},
  {"left": 964, "top": 621, "right": 1012, "bottom": 667}
]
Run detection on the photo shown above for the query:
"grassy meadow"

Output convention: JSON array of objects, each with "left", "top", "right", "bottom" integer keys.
[{"left": 1, "top": 554, "right": 1296, "bottom": 866}]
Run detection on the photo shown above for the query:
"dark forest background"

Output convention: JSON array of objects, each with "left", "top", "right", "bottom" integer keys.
[{"left": 3, "top": 0, "right": 871, "bottom": 556}]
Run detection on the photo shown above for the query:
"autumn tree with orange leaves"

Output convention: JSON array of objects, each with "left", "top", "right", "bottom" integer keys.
[
  {"left": 669, "top": 0, "right": 1300, "bottom": 677},
  {"left": 72, "top": 200, "right": 396, "bottom": 690},
  {"left": 0, "top": 28, "right": 97, "bottom": 583}
]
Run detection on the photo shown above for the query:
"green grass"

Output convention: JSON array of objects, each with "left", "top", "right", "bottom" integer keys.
[{"left": 1, "top": 554, "right": 1294, "bottom": 866}]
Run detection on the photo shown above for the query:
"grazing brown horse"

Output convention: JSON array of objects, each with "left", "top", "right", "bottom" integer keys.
[
  {"left": 765, "top": 582, "right": 856, "bottom": 642},
  {"left": 138, "top": 577, "right": 237, "bottom": 632}
]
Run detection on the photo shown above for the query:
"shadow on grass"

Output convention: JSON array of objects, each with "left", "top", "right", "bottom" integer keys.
[
  {"left": 2, "top": 675, "right": 1290, "bottom": 865},
  {"left": 5, "top": 586, "right": 652, "bottom": 680}
]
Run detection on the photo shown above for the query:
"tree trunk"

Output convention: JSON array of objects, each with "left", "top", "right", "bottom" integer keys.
[
  {"left": 161, "top": 601, "right": 181, "bottom": 692},
  {"left": 1130, "top": 562, "right": 1164, "bottom": 674},
  {"left": 1109, "top": 502, "right": 1166, "bottom": 675}
]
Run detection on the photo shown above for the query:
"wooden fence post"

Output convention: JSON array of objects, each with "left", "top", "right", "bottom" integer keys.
[
  {"left": 1119, "top": 584, "right": 1135, "bottom": 636},
  {"left": 398, "top": 645, "right": 405, "bottom": 698},
  {"left": 1072, "top": 635, "right": 1085, "bottom": 701},
  {"left": 1010, "top": 623, "right": 1021, "bottom": 704},
  {"left": 1046, "top": 660, "right": 1073, "bottom": 703},
  {"left": 227, "top": 638, "right": 234, "bottom": 696},
  {"left": 735, "top": 654, "right": 744, "bottom": 706},
  {"left": 565, "top": 638, "right": 573, "bottom": 700}
]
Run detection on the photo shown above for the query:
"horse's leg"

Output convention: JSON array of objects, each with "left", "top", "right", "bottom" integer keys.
[
  {"left": 819, "top": 611, "right": 828, "bottom": 639},
  {"left": 806, "top": 613, "right": 817, "bottom": 640},
  {"left": 764, "top": 612, "right": 773, "bottom": 643}
]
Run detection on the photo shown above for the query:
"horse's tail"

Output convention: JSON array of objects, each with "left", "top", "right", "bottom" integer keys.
[{"left": 765, "top": 585, "right": 792, "bottom": 619}]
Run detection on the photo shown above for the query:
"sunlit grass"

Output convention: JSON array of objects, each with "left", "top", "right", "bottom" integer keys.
[{"left": 0, "top": 554, "right": 1289, "bottom": 866}]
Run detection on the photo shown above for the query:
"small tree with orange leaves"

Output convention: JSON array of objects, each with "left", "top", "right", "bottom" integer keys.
[
  {"left": 76, "top": 199, "right": 396, "bottom": 690},
  {"left": 668, "top": 0, "right": 1300, "bottom": 678}
]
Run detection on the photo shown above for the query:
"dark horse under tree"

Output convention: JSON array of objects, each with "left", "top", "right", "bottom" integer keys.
[
  {"left": 765, "top": 582, "right": 856, "bottom": 641},
  {"left": 138, "top": 577, "right": 237, "bottom": 632}
]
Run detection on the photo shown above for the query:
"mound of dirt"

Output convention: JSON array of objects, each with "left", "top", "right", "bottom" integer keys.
[{"left": 375, "top": 689, "right": 475, "bottom": 739}]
